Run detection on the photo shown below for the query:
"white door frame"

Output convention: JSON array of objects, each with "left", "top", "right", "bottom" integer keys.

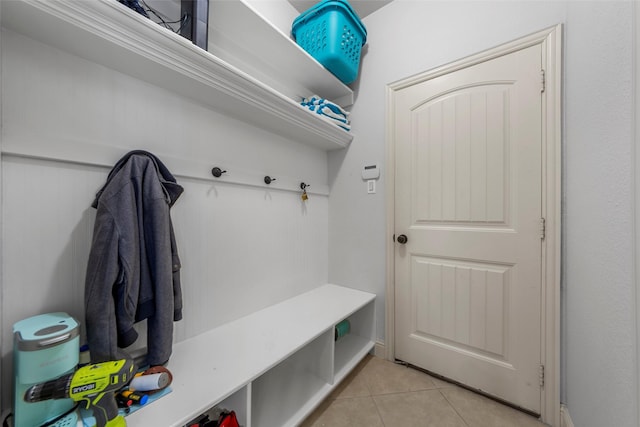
[
  {"left": 635, "top": 2, "right": 640, "bottom": 425},
  {"left": 384, "top": 25, "right": 562, "bottom": 426}
]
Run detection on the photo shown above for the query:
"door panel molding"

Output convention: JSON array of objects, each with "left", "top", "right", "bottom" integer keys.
[
  {"left": 385, "top": 24, "right": 562, "bottom": 426},
  {"left": 410, "top": 256, "right": 511, "bottom": 359},
  {"left": 410, "top": 83, "right": 512, "bottom": 225}
]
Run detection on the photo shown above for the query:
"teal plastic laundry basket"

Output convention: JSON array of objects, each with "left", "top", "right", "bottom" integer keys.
[{"left": 292, "top": 0, "right": 367, "bottom": 84}]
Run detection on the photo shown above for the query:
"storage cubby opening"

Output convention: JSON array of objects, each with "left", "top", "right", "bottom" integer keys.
[
  {"left": 333, "top": 300, "right": 375, "bottom": 380},
  {"left": 183, "top": 386, "right": 249, "bottom": 427},
  {"left": 251, "top": 330, "right": 333, "bottom": 427}
]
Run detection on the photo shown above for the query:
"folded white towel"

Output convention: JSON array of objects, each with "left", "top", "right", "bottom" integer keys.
[
  {"left": 301, "top": 96, "right": 350, "bottom": 118},
  {"left": 317, "top": 105, "right": 348, "bottom": 122},
  {"left": 315, "top": 112, "right": 351, "bottom": 131},
  {"left": 301, "top": 95, "right": 351, "bottom": 131}
]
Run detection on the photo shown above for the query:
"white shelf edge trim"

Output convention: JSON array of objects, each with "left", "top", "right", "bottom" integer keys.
[{"left": 1, "top": 0, "right": 353, "bottom": 151}]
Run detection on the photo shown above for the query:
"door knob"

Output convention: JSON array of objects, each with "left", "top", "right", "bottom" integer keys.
[{"left": 397, "top": 234, "right": 408, "bottom": 244}]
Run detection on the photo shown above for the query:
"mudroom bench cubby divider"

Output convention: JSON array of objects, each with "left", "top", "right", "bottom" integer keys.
[{"left": 126, "top": 284, "right": 376, "bottom": 427}]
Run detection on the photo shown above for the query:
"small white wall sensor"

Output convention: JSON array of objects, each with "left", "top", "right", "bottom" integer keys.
[{"left": 362, "top": 164, "right": 380, "bottom": 180}]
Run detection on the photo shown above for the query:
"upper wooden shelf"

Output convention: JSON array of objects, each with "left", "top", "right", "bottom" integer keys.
[
  {"left": 1, "top": 0, "right": 354, "bottom": 151},
  {"left": 209, "top": 0, "right": 355, "bottom": 107}
]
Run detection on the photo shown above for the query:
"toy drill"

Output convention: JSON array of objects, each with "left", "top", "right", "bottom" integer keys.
[{"left": 24, "top": 359, "right": 135, "bottom": 427}]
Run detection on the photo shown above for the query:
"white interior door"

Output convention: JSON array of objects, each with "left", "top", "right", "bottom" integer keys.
[{"left": 393, "top": 44, "right": 543, "bottom": 413}]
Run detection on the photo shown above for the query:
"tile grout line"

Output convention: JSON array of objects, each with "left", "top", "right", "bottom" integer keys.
[
  {"left": 438, "top": 388, "right": 472, "bottom": 427},
  {"left": 370, "top": 394, "right": 388, "bottom": 427},
  {"left": 361, "top": 364, "right": 388, "bottom": 426},
  {"left": 365, "top": 386, "right": 446, "bottom": 398}
]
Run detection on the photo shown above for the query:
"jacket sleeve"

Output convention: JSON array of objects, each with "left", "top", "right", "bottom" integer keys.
[
  {"left": 170, "top": 221, "right": 183, "bottom": 322},
  {"left": 144, "top": 197, "right": 178, "bottom": 366},
  {"left": 84, "top": 207, "right": 135, "bottom": 363}
]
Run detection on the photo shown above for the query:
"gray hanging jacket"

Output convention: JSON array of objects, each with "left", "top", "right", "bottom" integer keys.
[{"left": 85, "top": 150, "right": 183, "bottom": 366}]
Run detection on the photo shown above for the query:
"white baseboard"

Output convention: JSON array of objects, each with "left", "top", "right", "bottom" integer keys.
[
  {"left": 374, "top": 340, "right": 385, "bottom": 358},
  {"left": 560, "top": 404, "right": 574, "bottom": 427}
]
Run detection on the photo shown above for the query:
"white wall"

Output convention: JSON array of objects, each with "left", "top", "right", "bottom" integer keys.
[
  {"left": 0, "top": 27, "right": 329, "bottom": 411},
  {"left": 329, "top": 1, "right": 637, "bottom": 426},
  {"left": 245, "top": 0, "right": 300, "bottom": 35}
]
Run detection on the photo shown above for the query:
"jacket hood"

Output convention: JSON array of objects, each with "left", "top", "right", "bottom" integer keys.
[{"left": 92, "top": 150, "right": 184, "bottom": 208}]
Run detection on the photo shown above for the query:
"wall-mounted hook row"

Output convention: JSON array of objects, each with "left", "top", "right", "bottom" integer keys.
[
  {"left": 0, "top": 141, "right": 331, "bottom": 197},
  {"left": 208, "top": 164, "right": 327, "bottom": 195}
]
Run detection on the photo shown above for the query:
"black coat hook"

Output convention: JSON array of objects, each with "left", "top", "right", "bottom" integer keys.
[
  {"left": 264, "top": 176, "right": 276, "bottom": 185},
  {"left": 300, "top": 182, "right": 310, "bottom": 190},
  {"left": 211, "top": 167, "right": 227, "bottom": 178}
]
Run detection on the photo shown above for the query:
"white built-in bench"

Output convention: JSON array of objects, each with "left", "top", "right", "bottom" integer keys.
[{"left": 126, "top": 284, "right": 376, "bottom": 427}]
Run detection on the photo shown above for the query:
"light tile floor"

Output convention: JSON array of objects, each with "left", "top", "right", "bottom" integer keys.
[{"left": 301, "top": 355, "right": 548, "bottom": 427}]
